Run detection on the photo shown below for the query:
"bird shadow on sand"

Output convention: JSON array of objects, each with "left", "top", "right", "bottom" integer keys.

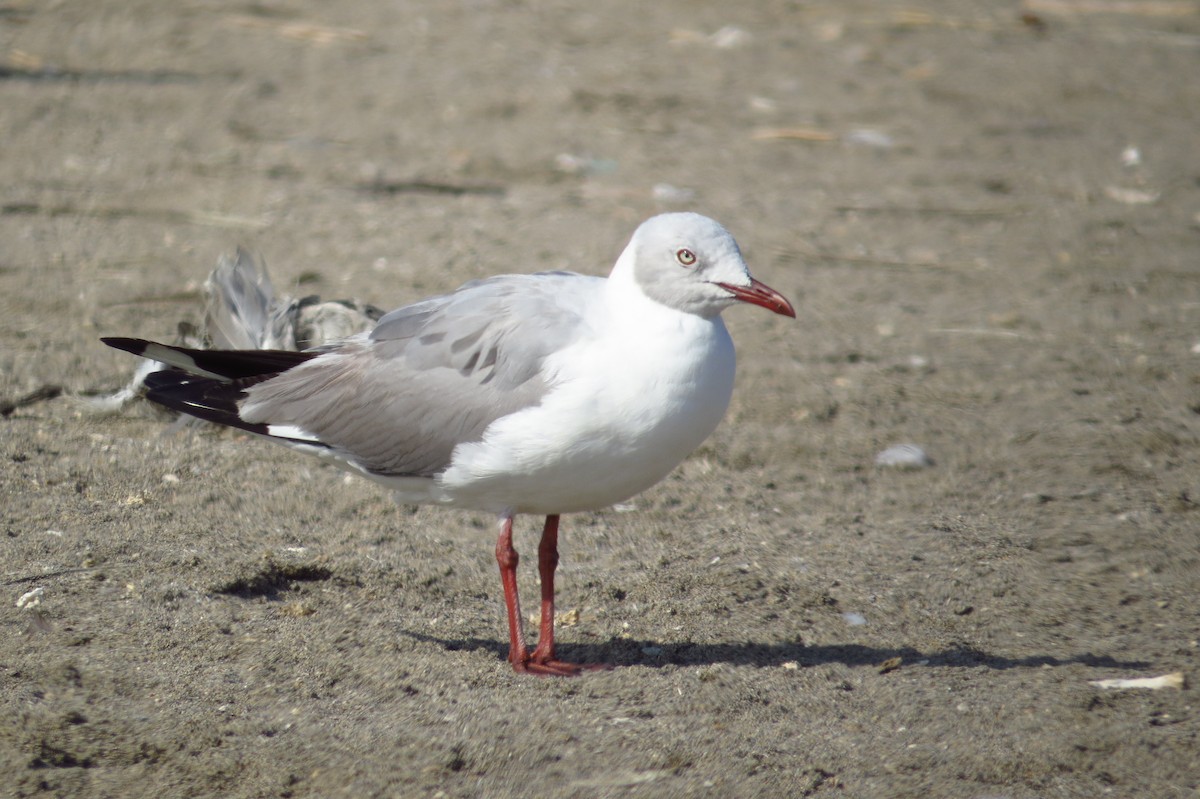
[{"left": 399, "top": 631, "right": 1150, "bottom": 673}]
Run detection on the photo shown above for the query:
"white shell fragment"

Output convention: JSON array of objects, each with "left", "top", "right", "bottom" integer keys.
[
  {"left": 843, "top": 128, "right": 895, "bottom": 149},
  {"left": 875, "top": 443, "right": 935, "bottom": 470},
  {"left": 1103, "top": 185, "right": 1160, "bottom": 205},
  {"left": 16, "top": 587, "right": 52, "bottom": 632},
  {"left": 1089, "top": 672, "right": 1185, "bottom": 691},
  {"left": 16, "top": 587, "right": 44, "bottom": 609}
]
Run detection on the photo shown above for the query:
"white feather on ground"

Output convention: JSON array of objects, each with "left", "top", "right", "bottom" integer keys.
[{"left": 82, "top": 249, "right": 382, "bottom": 415}]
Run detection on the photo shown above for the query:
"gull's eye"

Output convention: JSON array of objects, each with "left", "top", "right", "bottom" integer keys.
[{"left": 675, "top": 248, "right": 697, "bottom": 267}]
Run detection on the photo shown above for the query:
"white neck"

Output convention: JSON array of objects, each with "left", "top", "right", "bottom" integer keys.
[{"left": 604, "top": 245, "right": 670, "bottom": 325}]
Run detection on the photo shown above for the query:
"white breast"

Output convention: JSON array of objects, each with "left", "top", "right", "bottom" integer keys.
[{"left": 436, "top": 287, "right": 736, "bottom": 515}]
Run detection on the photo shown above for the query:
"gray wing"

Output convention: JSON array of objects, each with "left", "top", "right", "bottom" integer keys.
[{"left": 239, "top": 271, "right": 600, "bottom": 477}]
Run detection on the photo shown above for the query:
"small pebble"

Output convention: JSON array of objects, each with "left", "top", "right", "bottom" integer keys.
[
  {"left": 554, "top": 153, "right": 617, "bottom": 176},
  {"left": 748, "top": 96, "right": 777, "bottom": 113},
  {"left": 652, "top": 183, "right": 696, "bottom": 203},
  {"left": 1103, "top": 185, "right": 1159, "bottom": 205},
  {"left": 843, "top": 128, "right": 895, "bottom": 149},
  {"left": 875, "top": 443, "right": 934, "bottom": 469},
  {"left": 711, "top": 26, "right": 751, "bottom": 49}
]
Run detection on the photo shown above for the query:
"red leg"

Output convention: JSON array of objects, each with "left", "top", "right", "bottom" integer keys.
[
  {"left": 530, "top": 514, "right": 561, "bottom": 664},
  {"left": 494, "top": 514, "right": 607, "bottom": 676},
  {"left": 494, "top": 514, "right": 529, "bottom": 668}
]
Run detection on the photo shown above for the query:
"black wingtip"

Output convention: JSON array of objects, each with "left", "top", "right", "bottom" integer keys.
[
  {"left": 101, "top": 337, "right": 151, "bottom": 356},
  {"left": 141, "top": 370, "right": 256, "bottom": 431},
  {"left": 141, "top": 370, "right": 333, "bottom": 452},
  {"left": 102, "top": 337, "right": 318, "bottom": 380}
]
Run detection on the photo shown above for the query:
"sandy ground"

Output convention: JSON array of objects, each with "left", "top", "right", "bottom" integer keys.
[{"left": 3, "top": 1, "right": 1200, "bottom": 797}]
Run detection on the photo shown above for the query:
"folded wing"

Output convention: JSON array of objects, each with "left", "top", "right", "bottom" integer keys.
[{"left": 107, "top": 271, "right": 599, "bottom": 479}]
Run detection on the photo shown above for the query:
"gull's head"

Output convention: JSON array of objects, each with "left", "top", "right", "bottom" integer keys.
[{"left": 622, "top": 212, "right": 795, "bottom": 319}]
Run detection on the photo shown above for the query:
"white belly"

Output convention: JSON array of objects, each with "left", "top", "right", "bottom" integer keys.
[{"left": 435, "top": 313, "right": 736, "bottom": 515}]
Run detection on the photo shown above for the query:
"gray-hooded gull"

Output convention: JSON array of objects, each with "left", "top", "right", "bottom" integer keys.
[{"left": 103, "top": 212, "right": 795, "bottom": 676}]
